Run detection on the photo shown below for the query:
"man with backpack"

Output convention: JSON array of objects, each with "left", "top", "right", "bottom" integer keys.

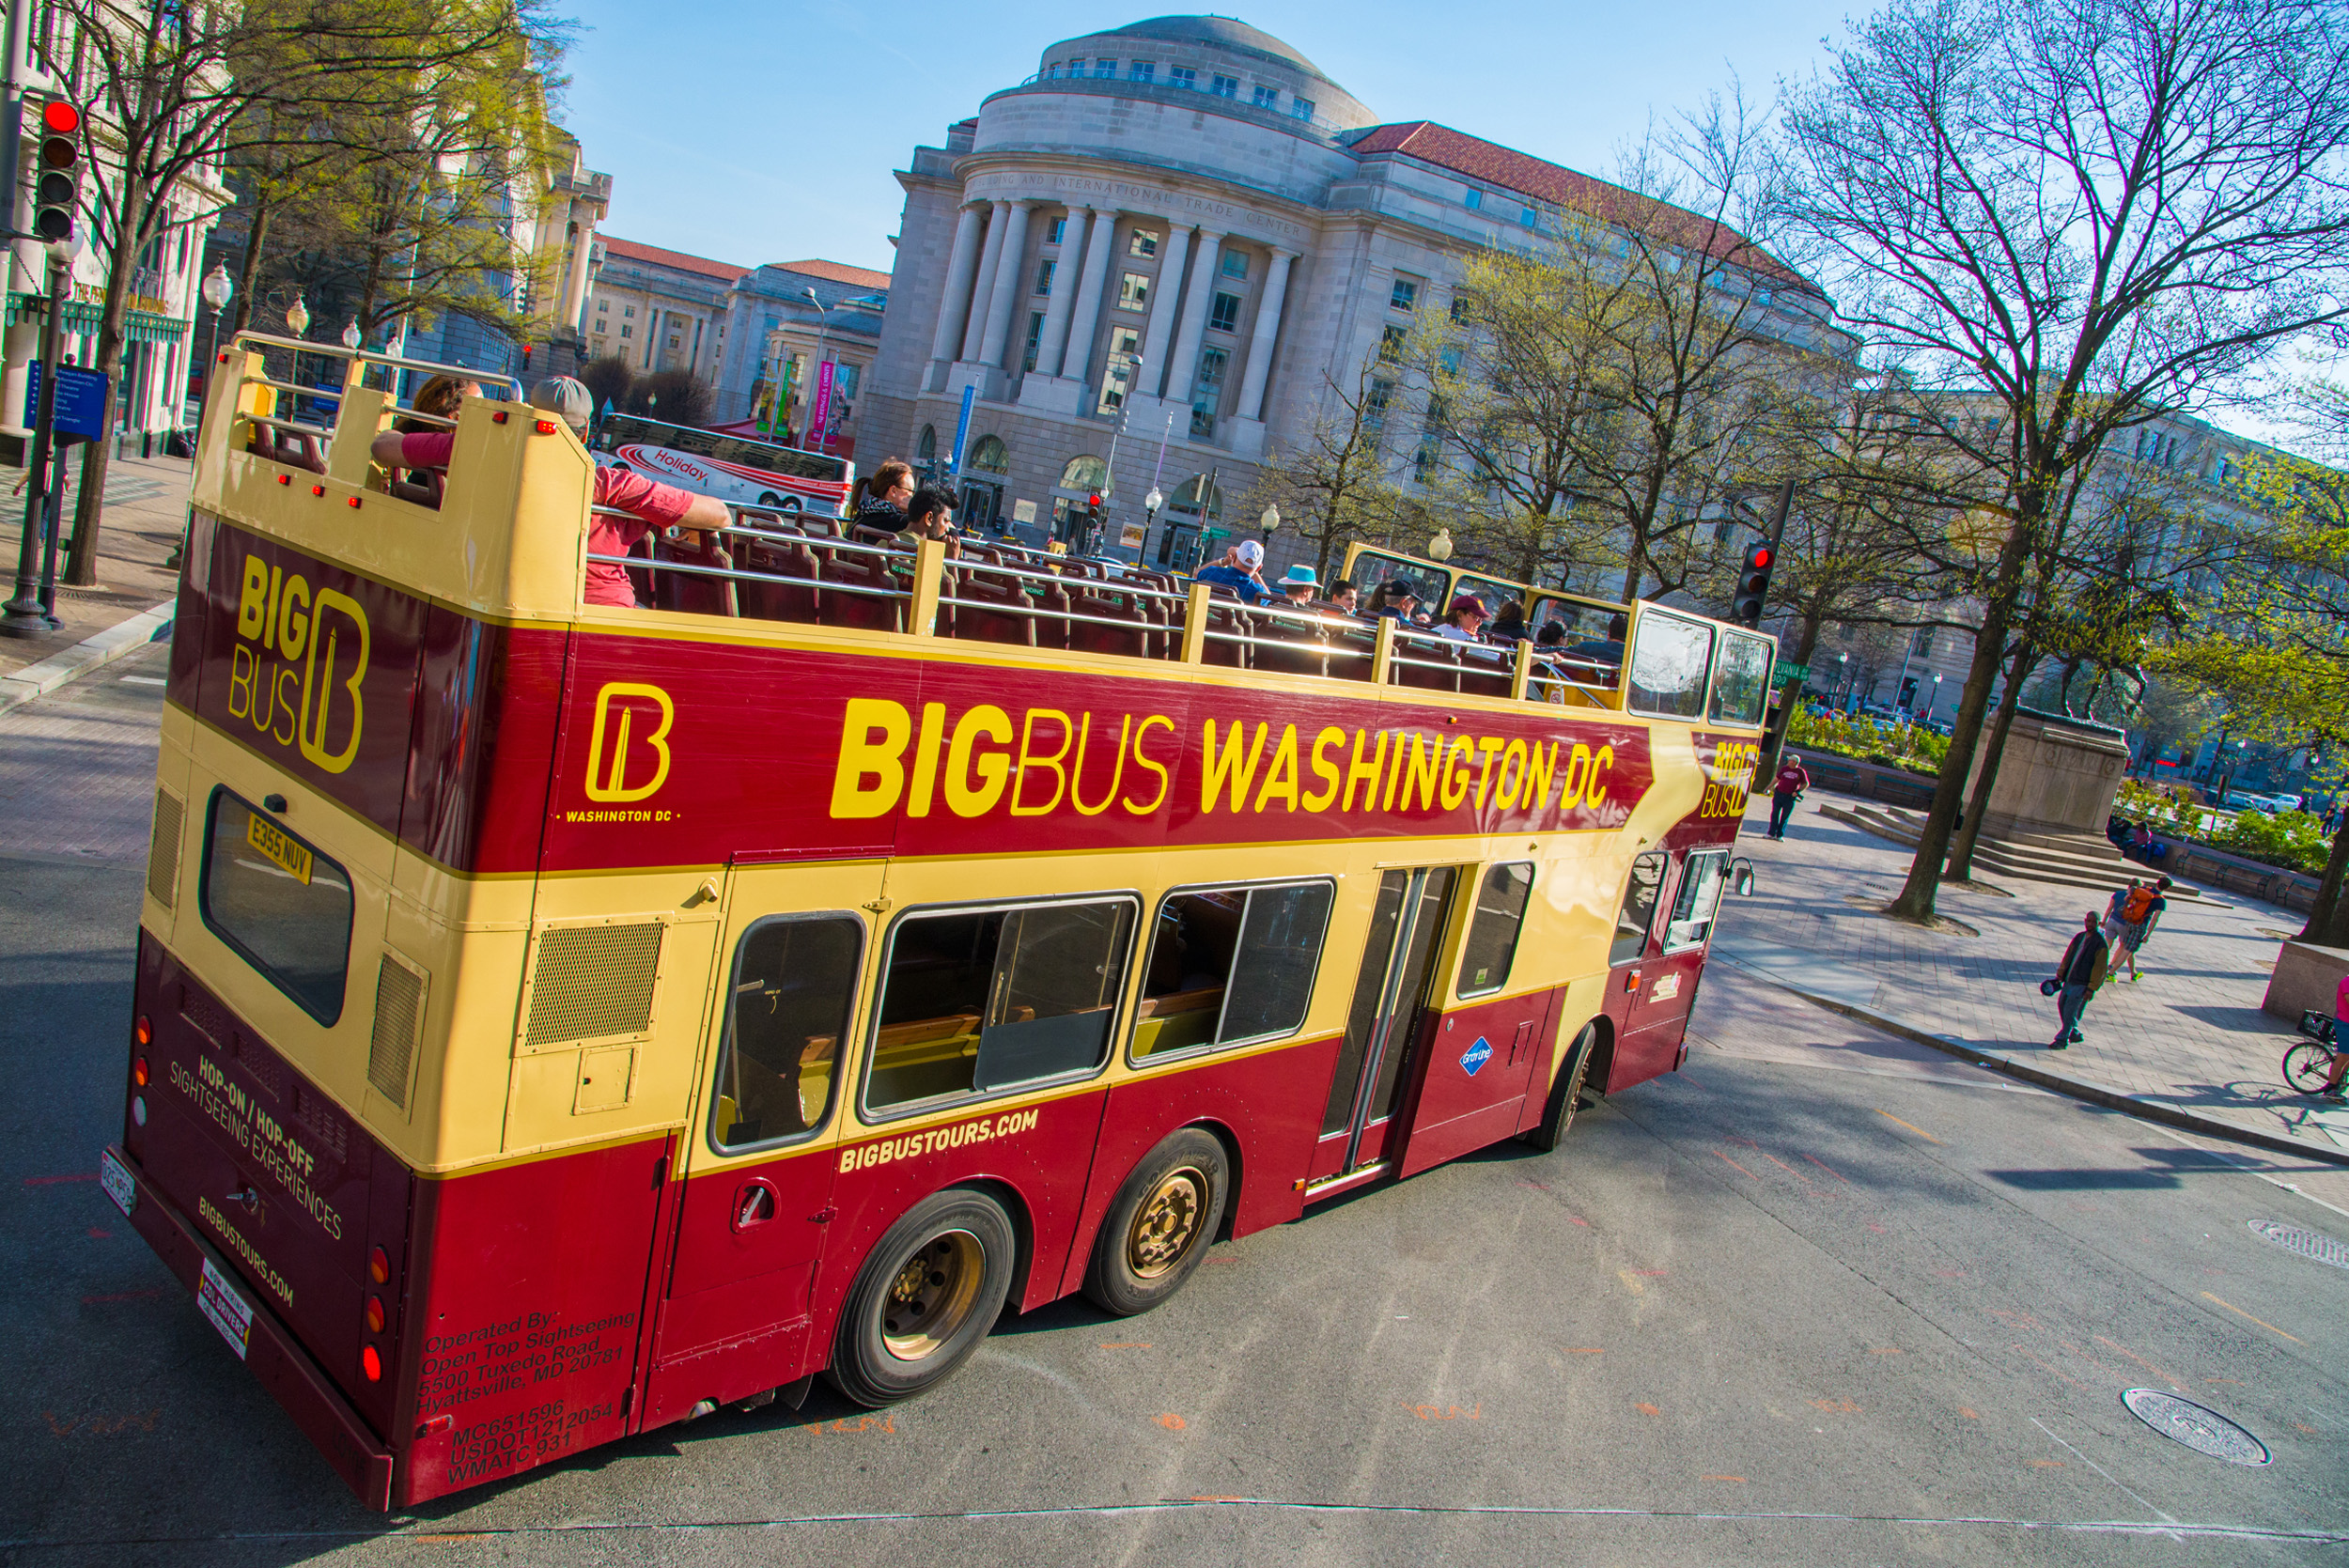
[
  {"left": 2047, "top": 910, "right": 2108, "bottom": 1048},
  {"left": 2103, "top": 875, "right": 2170, "bottom": 983}
]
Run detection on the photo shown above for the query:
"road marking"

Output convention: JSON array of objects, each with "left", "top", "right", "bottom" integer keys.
[
  {"left": 2030, "top": 1459, "right": 2065, "bottom": 1467},
  {"left": 22, "top": 1172, "right": 97, "bottom": 1186},
  {"left": 1618, "top": 1269, "right": 1648, "bottom": 1296},
  {"left": 1715, "top": 1150, "right": 1759, "bottom": 1180},
  {"left": 1874, "top": 1110, "right": 1943, "bottom": 1144},
  {"left": 1155, "top": 1413, "right": 1187, "bottom": 1430},
  {"left": 1870, "top": 1347, "right": 1903, "bottom": 1355},
  {"left": 1098, "top": 1343, "right": 1151, "bottom": 1350},
  {"left": 2093, "top": 1335, "right": 2184, "bottom": 1392},
  {"left": 1635, "top": 1403, "right": 1661, "bottom": 1416},
  {"left": 2201, "top": 1292, "right": 2301, "bottom": 1344},
  {"left": 1564, "top": 1347, "right": 1603, "bottom": 1354},
  {"left": 1702, "top": 1475, "right": 1746, "bottom": 1483},
  {"left": 1804, "top": 1152, "right": 1851, "bottom": 1183}
]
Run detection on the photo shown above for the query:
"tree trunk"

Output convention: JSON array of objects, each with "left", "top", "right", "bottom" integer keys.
[
  {"left": 1886, "top": 516, "right": 2034, "bottom": 921},
  {"left": 2300, "top": 815, "right": 2349, "bottom": 947},
  {"left": 230, "top": 197, "right": 273, "bottom": 337},
  {"left": 1945, "top": 637, "right": 2034, "bottom": 882},
  {"left": 64, "top": 181, "right": 154, "bottom": 589}
]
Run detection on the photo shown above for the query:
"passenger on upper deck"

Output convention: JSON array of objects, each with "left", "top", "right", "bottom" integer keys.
[
  {"left": 1488, "top": 599, "right": 1529, "bottom": 644},
  {"left": 896, "top": 487, "right": 958, "bottom": 553},
  {"left": 1367, "top": 581, "right": 1419, "bottom": 621},
  {"left": 848, "top": 460, "right": 913, "bottom": 532},
  {"left": 396, "top": 374, "right": 480, "bottom": 432},
  {"left": 1566, "top": 613, "right": 1630, "bottom": 666},
  {"left": 1194, "top": 539, "right": 1268, "bottom": 604},
  {"left": 371, "top": 375, "right": 726, "bottom": 609},
  {"left": 1272, "top": 565, "right": 1318, "bottom": 610},
  {"left": 1436, "top": 595, "right": 1489, "bottom": 642},
  {"left": 1325, "top": 578, "right": 1358, "bottom": 615}
]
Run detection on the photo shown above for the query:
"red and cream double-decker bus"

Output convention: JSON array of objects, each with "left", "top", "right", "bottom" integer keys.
[{"left": 104, "top": 333, "right": 1768, "bottom": 1507}]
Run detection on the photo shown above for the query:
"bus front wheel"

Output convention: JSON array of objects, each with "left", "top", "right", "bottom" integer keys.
[
  {"left": 1519, "top": 1024, "right": 1597, "bottom": 1152},
  {"left": 1082, "top": 1127, "right": 1229, "bottom": 1316},
  {"left": 827, "top": 1188, "right": 1016, "bottom": 1407}
]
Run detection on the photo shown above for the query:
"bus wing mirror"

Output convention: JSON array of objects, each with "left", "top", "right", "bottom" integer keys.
[{"left": 1730, "top": 858, "right": 1756, "bottom": 897}]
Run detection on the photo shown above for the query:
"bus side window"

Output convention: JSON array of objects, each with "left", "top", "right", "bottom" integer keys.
[
  {"left": 1610, "top": 852, "right": 1666, "bottom": 967},
  {"left": 1662, "top": 850, "right": 1730, "bottom": 953},
  {"left": 1456, "top": 862, "right": 1534, "bottom": 998},
  {"left": 865, "top": 898, "right": 1137, "bottom": 1113},
  {"left": 712, "top": 914, "right": 863, "bottom": 1151},
  {"left": 1135, "top": 880, "right": 1336, "bottom": 1060}
]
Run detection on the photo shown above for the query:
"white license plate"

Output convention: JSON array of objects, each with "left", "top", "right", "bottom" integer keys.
[
  {"left": 98, "top": 1149, "right": 135, "bottom": 1218},
  {"left": 197, "top": 1255, "right": 254, "bottom": 1361}
]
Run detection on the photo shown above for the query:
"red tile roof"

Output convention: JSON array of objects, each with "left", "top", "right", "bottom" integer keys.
[
  {"left": 597, "top": 235, "right": 746, "bottom": 283},
  {"left": 781, "top": 258, "right": 893, "bottom": 291},
  {"left": 1349, "top": 122, "right": 1807, "bottom": 289}
]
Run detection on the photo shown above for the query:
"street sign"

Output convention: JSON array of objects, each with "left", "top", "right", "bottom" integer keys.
[
  {"left": 1772, "top": 660, "right": 1810, "bottom": 686},
  {"left": 23, "top": 361, "right": 108, "bottom": 443}
]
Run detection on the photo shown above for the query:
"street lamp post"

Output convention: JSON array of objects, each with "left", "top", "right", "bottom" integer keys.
[
  {"left": 803, "top": 287, "right": 832, "bottom": 453},
  {"left": 1923, "top": 673, "right": 1943, "bottom": 722},
  {"left": 196, "top": 264, "right": 233, "bottom": 436},
  {"left": 1836, "top": 651, "right": 1850, "bottom": 709},
  {"left": 1427, "top": 527, "right": 1454, "bottom": 563},
  {"left": 0, "top": 240, "right": 79, "bottom": 635}
]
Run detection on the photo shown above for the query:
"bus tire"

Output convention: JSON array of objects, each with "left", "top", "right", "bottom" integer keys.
[
  {"left": 756, "top": 490, "right": 784, "bottom": 506},
  {"left": 1519, "top": 1024, "right": 1597, "bottom": 1152},
  {"left": 826, "top": 1188, "right": 1016, "bottom": 1407},
  {"left": 1082, "top": 1128, "right": 1229, "bottom": 1317}
]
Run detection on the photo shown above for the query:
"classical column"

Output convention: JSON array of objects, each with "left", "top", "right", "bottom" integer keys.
[
  {"left": 958, "top": 202, "right": 1010, "bottom": 363},
  {"left": 1031, "top": 206, "right": 1088, "bottom": 378},
  {"left": 1054, "top": 205, "right": 1119, "bottom": 382},
  {"left": 558, "top": 216, "right": 593, "bottom": 330},
  {"left": 1159, "top": 229, "right": 1227, "bottom": 411},
  {"left": 1134, "top": 224, "right": 1193, "bottom": 397},
  {"left": 926, "top": 203, "right": 988, "bottom": 371},
  {"left": 1234, "top": 249, "right": 1294, "bottom": 421},
  {"left": 975, "top": 201, "right": 1035, "bottom": 369}
]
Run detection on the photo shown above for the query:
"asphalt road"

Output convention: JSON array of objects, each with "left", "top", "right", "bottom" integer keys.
[{"left": 2, "top": 643, "right": 2344, "bottom": 1566}]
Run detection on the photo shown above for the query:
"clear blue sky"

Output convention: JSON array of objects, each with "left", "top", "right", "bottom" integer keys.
[{"left": 556, "top": 1, "right": 1854, "bottom": 273}]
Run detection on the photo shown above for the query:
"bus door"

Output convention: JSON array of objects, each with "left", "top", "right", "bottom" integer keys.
[
  {"left": 1603, "top": 848, "right": 1729, "bottom": 1090},
  {"left": 643, "top": 861, "right": 882, "bottom": 1426},
  {"left": 1309, "top": 867, "right": 1459, "bottom": 1188}
]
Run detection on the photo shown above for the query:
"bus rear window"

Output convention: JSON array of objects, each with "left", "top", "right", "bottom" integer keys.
[
  {"left": 711, "top": 915, "right": 862, "bottom": 1150},
  {"left": 1136, "top": 880, "right": 1334, "bottom": 1059},
  {"left": 1626, "top": 611, "right": 1714, "bottom": 719},
  {"left": 199, "top": 790, "right": 353, "bottom": 1025},
  {"left": 866, "top": 898, "right": 1135, "bottom": 1114}
]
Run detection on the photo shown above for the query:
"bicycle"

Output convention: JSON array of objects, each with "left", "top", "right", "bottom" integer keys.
[{"left": 2281, "top": 1010, "right": 2345, "bottom": 1096}]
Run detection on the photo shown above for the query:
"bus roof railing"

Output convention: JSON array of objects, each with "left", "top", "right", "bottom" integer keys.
[{"left": 228, "top": 329, "right": 526, "bottom": 399}]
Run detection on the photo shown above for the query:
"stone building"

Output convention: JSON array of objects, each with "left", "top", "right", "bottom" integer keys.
[
  {"left": 585, "top": 236, "right": 744, "bottom": 380},
  {"left": 710, "top": 259, "right": 890, "bottom": 453},
  {"left": 863, "top": 14, "right": 1833, "bottom": 561}
]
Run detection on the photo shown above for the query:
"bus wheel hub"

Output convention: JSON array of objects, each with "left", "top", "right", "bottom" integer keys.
[{"left": 1128, "top": 1168, "right": 1206, "bottom": 1278}]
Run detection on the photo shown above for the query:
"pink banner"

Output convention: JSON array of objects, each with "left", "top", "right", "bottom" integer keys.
[{"left": 809, "top": 359, "right": 835, "bottom": 449}]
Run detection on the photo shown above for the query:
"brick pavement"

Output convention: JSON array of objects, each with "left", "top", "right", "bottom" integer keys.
[
  {"left": 1715, "top": 788, "right": 2349, "bottom": 1164},
  {"left": 0, "top": 453, "right": 188, "bottom": 679}
]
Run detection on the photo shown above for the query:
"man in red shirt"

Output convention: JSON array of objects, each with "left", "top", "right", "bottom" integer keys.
[
  {"left": 1766, "top": 753, "right": 1810, "bottom": 839},
  {"left": 370, "top": 377, "right": 726, "bottom": 608}
]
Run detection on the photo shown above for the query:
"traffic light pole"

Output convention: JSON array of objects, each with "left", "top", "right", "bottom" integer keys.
[
  {"left": 0, "top": 251, "right": 68, "bottom": 635},
  {"left": 1747, "top": 477, "right": 1799, "bottom": 805}
]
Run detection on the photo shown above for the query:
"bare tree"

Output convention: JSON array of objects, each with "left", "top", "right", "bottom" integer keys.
[
  {"left": 1241, "top": 365, "right": 1403, "bottom": 579},
  {"left": 1774, "top": 0, "right": 2349, "bottom": 923}
]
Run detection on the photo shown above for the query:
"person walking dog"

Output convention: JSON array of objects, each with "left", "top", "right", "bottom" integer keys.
[
  {"left": 1767, "top": 753, "right": 1811, "bottom": 839},
  {"left": 2046, "top": 911, "right": 2108, "bottom": 1049}
]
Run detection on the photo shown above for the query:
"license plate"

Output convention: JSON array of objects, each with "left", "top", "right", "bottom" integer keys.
[
  {"left": 98, "top": 1149, "right": 135, "bottom": 1218},
  {"left": 197, "top": 1256, "right": 254, "bottom": 1361}
]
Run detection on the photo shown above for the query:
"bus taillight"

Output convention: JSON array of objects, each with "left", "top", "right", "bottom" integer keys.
[
  {"left": 362, "top": 1346, "right": 382, "bottom": 1382},
  {"left": 132, "top": 1057, "right": 148, "bottom": 1087},
  {"left": 133, "top": 1015, "right": 151, "bottom": 1046},
  {"left": 365, "top": 1296, "right": 385, "bottom": 1333},
  {"left": 368, "top": 1246, "right": 390, "bottom": 1285}
]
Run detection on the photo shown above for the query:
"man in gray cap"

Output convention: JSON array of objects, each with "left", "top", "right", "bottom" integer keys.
[{"left": 372, "top": 376, "right": 726, "bottom": 608}]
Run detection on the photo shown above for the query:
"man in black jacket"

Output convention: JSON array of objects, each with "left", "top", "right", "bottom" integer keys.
[{"left": 2048, "top": 911, "right": 2108, "bottom": 1049}]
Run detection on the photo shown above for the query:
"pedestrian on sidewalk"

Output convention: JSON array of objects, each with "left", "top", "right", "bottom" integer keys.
[
  {"left": 2106, "top": 875, "right": 2170, "bottom": 982},
  {"left": 1767, "top": 753, "right": 1810, "bottom": 839},
  {"left": 2322, "top": 970, "right": 2348, "bottom": 1104},
  {"left": 2046, "top": 910, "right": 2108, "bottom": 1049}
]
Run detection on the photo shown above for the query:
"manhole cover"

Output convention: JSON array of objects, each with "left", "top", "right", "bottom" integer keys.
[
  {"left": 2249, "top": 1219, "right": 2349, "bottom": 1271},
  {"left": 2121, "top": 1389, "right": 2270, "bottom": 1466}
]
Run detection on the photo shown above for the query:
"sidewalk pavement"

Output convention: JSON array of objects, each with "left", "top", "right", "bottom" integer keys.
[
  {"left": 0, "top": 453, "right": 189, "bottom": 711},
  {"left": 1716, "top": 788, "right": 2349, "bottom": 1168}
]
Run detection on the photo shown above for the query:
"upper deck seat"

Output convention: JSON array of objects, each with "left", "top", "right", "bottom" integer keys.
[
  {"left": 1325, "top": 625, "right": 1377, "bottom": 682},
  {"left": 1065, "top": 585, "right": 1155, "bottom": 660},
  {"left": 1394, "top": 635, "right": 1461, "bottom": 693},
  {"left": 735, "top": 535, "right": 821, "bottom": 625},
  {"left": 1458, "top": 644, "right": 1514, "bottom": 697},
  {"left": 949, "top": 568, "right": 1070, "bottom": 651},
  {"left": 850, "top": 524, "right": 900, "bottom": 549},
  {"left": 1252, "top": 613, "right": 1330, "bottom": 677},
  {"left": 651, "top": 534, "right": 738, "bottom": 618},
  {"left": 247, "top": 425, "right": 325, "bottom": 474},
  {"left": 1200, "top": 603, "right": 1254, "bottom": 669},
  {"left": 817, "top": 548, "right": 905, "bottom": 633},
  {"left": 387, "top": 469, "right": 444, "bottom": 509}
]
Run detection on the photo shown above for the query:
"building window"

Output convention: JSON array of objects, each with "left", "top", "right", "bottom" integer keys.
[
  {"left": 1210, "top": 291, "right": 1242, "bottom": 333},
  {"left": 1060, "top": 455, "right": 1109, "bottom": 489},
  {"left": 1128, "top": 59, "right": 1155, "bottom": 82},
  {"left": 1519, "top": 205, "right": 1537, "bottom": 227},
  {"left": 1390, "top": 277, "right": 1419, "bottom": 313},
  {"left": 1169, "top": 66, "right": 1196, "bottom": 88},
  {"left": 1252, "top": 84, "right": 1279, "bottom": 108},
  {"left": 1190, "top": 347, "right": 1227, "bottom": 439},
  {"left": 1379, "top": 324, "right": 1406, "bottom": 359},
  {"left": 668, "top": 335, "right": 681, "bottom": 349},
  {"left": 1464, "top": 187, "right": 1483, "bottom": 210},
  {"left": 971, "top": 434, "right": 1009, "bottom": 474},
  {"left": 596, "top": 298, "right": 607, "bottom": 312},
  {"left": 1221, "top": 250, "right": 1248, "bottom": 279},
  {"left": 1045, "top": 60, "right": 1062, "bottom": 79},
  {"left": 619, "top": 325, "right": 631, "bottom": 338},
  {"left": 1034, "top": 258, "right": 1055, "bottom": 296},
  {"left": 1128, "top": 228, "right": 1159, "bottom": 257},
  {"left": 622, "top": 305, "right": 635, "bottom": 318},
  {"left": 1097, "top": 327, "right": 1141, "bottom": 414},
  {"left": 1365, "top": 378, "right": 1395, "bottom": 430},
  {"left": 1290, "top": 98, "right": 1314, "bottom": 120},
  {"left": 1094, "top": 57, "right": 1116, "bottom": 78},
  {"left": 1048, "top": 217, "right": 1066, "bottom": 245},
  {"left": 1117, "top": 272, "right": 1151, "bottom": 312},
  {"left": 1449, "top": 292, "right": 1473, "bottom": 323},
  {"left": 1210, "top": 73, "right": 1237, "bottom": 97},
  {"left": 918, "top": 425, "right": 938, "bottom": 460},
  {"left": 1023, "top": 311, "right": 1046, "bottom": 371}
]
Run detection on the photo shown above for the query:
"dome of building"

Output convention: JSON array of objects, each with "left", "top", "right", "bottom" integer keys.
[{"left": 1095, "top": 15, "right": 1335, "bottom": 83}]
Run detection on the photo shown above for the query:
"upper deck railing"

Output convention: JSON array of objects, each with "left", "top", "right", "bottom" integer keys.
[{"left": 192, "top": 336, "right": 1774, "bottom": 727}]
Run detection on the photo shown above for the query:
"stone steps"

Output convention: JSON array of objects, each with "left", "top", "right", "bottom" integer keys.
[{"left": 1821, "top": 803, "right": 2205, "bottom": 898}]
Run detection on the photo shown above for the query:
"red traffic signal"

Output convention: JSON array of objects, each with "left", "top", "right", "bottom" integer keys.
[
  {"left": 1732, "top": 540, "right": 1777, "bottom": 627},
  {"left": 1748, "top": 545, "right": 1773, "bottom": 571},
  {"left": 40, "top": 100, "right": 79, "bottom": 134},
  {"left": 35, "top": 100, "right": 81, "bottom": 242}
]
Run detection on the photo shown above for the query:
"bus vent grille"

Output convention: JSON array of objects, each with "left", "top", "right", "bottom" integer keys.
[
  {"left": 526, "top": 923, "right": 664, "bottom": 1048},
  {"left": 147, "top": 790, "right": 183, "bottom": 909},
  {"left": 368, "top": 954, "right": 427, "bottom": 1109}
]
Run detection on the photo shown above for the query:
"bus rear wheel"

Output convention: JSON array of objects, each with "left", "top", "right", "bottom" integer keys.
[
  {"left": 1083, "top": 1128, "right": 1229, "bottom": 1317},
  {"left": 1519, "top": 1023, "right": 1597, "bottom": 1152},
  {"left": 827, "top": 1189, "right": 1015, "bottom": 1407}
]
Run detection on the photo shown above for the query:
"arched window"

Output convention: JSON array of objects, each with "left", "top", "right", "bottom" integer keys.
[
  {"left": 971, "top": 434, "right": 1009, "bottom": 474},
  {"left": 917, "top": 424, "right": 937, "bottom": 459},
  {"left": 1170, "top": 474, "right": 1222, "bottom": 521},
  {"left": 1058, "top": 455, "right": 1108, "bottom": 490}
]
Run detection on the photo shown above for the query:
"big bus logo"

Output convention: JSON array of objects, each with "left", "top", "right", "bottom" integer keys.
[
  {"left": 584, "top": 682, "right": 675, "bottom": 802},
  {"left": 226, "top": 554, "right": 370, "bottom": 773}
]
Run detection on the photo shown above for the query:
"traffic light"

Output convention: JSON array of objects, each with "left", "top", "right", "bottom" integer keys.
[
  {"left": 1732, "top": 540, "right": 1775, "bottom": 626},
  {"left": 34, "top": 99, "right": 82, "bottom": 243}
]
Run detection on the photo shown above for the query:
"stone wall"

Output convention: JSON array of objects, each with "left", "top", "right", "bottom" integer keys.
[{"left": 1961, "top": 710, "right": 2129, "bottom": 839}]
